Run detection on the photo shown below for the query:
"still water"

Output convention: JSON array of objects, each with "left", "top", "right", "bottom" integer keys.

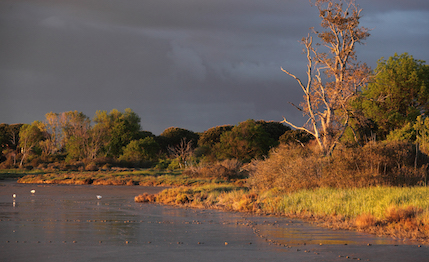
[{"left": 1, "top": 181, "right": 428, "bottom": 262}]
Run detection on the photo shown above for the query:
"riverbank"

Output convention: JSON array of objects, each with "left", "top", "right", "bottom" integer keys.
[
  {"left": 11, "top": 170, "right": 429, "bottom": 244},
  {"left": 135, "top": 185, "right": 429, "bottom": 244},
  {"left": 4, "top": 181, "right": 426, "bottom": 262},
  {"left": 14, "top": 169, "right": 234, "bottom": 187}
]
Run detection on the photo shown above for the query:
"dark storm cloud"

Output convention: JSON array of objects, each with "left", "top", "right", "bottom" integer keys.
[{"left": 1, "top": 0, "right": 429, "bottom": 134}]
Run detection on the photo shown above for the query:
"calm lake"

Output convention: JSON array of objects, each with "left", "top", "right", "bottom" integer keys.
[{"left": 1, "top": 181, "right": 428, "bottom": 262}]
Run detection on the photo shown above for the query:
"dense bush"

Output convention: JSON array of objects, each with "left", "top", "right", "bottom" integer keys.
[
  {"left": 248, "top": 141, "right": 428, "bottom": 192},
  {"left": 183, "top": 159, "right": 247, "bottom": 180}
]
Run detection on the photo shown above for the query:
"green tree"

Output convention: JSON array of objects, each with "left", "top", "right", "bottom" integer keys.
[
  {"left": 415, "top": 115, "right": 429, "bottom": 156},
  {"left": 0, "top": 124, "right": 9, "bottom": 148},
  {"left": 255, "top": 120, "right": 291, "bottom": 142},
  {"left": 281, "top": 0, "right": 371, "bottom": 155},
  {"left": 62, "top": 111, "right": 92, "bottom": 161},
  {"left": 361, "top": 53, "right": 429, "bottom": 140},
  {"left": 216, "top": 119, "right": 276, "bottom": 162},
  {"left": 157, "top": 127, "right": 199, "bottom": 153},
  {"left": 198, "top": 125, "right": 233, "bottom": 148},
  {"left": 0, "top": 124, "right": 23, "bottom": 166},
  {"left": 119, "top": 137, "right": 160, "bottom": 166},
  {"left": 93, "top": 108, "right": 142, "bottom": 157},
  {"left": 279, "top": 129, "right": 313, "bottom": 145},
  {"left": 19, "top": 122, "right": 43, "bottom": 166},
  {"left": 197, "top": 125, "right": 233, "bottom": 161}
]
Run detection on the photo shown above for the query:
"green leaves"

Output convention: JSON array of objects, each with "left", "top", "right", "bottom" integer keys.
[{"left": 361, "top": 53, "right": 429, "bottom": 140}]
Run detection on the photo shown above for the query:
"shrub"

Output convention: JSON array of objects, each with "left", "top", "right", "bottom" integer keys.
[
  {"left": 183, "top": 159, "right": 246, "bottom": 180},
  {"left": 355, "top": 214, "right": 377, "bottom": 229},
  {"left": 135, "top": 193, "right": 156, "bottom": 203},
  {"left": 385, "top": 206, "right": 422, "bottom": 223},
  {"left": 248, "top": 141, "right": 428, "bottom": 192},
  {"left": 154, "top": 159, "right": 171, "bottom": 170},
  {"left": 85, "top": 163, "right": 98, "bottom": 171}
]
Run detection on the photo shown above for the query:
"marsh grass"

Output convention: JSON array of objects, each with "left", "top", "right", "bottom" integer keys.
[{"left": 138, "top": 185, "right": 429, "bottom": 242}]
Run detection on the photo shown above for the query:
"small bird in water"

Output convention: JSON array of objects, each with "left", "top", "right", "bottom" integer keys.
[
  {"left": 96, "top": 195, "right": 102, "bottom": 199},
  {"left": 13, "top": 194, "right": 16, "bottom": 198},
  {"left": 30, "top": 190, "right": 35, "bottom": 194}
]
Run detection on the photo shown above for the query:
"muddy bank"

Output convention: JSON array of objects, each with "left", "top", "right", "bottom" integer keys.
[{"left": 1, "top": 181, "right": 428, "bottom": 262}]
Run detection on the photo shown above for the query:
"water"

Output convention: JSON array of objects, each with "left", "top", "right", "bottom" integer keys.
[{"left": 1, "top": 181, "right": 428, "bottom": 262}]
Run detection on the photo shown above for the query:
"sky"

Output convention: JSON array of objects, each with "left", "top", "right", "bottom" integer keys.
[{"left": 1, "top": 0, "right": 429, "bottom": 135}]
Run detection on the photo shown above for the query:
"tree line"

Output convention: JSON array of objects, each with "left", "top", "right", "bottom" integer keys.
[
  {"left": 0, "top": 108, "right": 310, "bottom": 170},
  {"left": 1, "top": 50, "right": 428, "bottom": 171},
  {"left": 2, "top": 0, "right": 429, "bottom": 177}
]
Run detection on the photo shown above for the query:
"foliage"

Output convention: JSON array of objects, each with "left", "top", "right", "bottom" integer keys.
[
  {"left": 157, "top": 127, "right": 199, "bottom": 152},
  {"left": 0, "top": 123, "right": 23, "bottom": 150},
  {"left": 361, "top": 53, "right": 429, "bottom": 140},
  {"left": 93, "top": 108, "right": 142, "bottom": 157},
  {"left": 279, "top": 129, "right": 313, "bottom": 145},
  {"left": 198, "top": 125, "right": 233, "bottom": 148},
  {"left": 415, "top": 115, "right": 429, "bottom": 155},
  {"left": 215, "top": 119, "right": 276, "bottom": 162},
  {"left": 119, "top": 137, "right": 160, "bottom": 166},
  {"left": 281, "top": 0, "right": 371, "bottom": 155},
  {"left": 255, "top": 120, "right": 290, "bottom": 141},
  {"left": 18, "top": 122, "right": 44, "bottom": 166},
  {"left": 0, "top": 123, "right": 23, "bottom": 166}
]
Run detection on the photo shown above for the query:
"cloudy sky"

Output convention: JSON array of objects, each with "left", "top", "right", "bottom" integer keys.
[{"left": 1, "top": 0, "right": 429, "bottom": 134}]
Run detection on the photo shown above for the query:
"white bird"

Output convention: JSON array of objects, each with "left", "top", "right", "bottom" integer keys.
[
  {"left": 13, "top": 194, "right": 16, "bottom": 198},
  {"left": 30, "top": 190, "right": 35, "bottom": 194},
  {"left": 96, "top": 195, "right": 102, "bottom": 199}
]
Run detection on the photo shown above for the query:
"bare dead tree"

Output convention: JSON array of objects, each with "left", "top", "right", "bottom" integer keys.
[
  {"left": 281, "top": 0, "right": 371, "bottom": 155},
  {"left": 167, "top": 138, "right": 194, "bottom": 168}
]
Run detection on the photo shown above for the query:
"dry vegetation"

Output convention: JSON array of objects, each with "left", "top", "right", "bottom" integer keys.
[
  {"left": 247, "top": 141, "right": 427, "bottom": 192},
  {"left": 11, "top": 139, "right": 429, "bottom": 243},
  {"left": 134, "top": 140, "right": 429, "bottom": 243}
]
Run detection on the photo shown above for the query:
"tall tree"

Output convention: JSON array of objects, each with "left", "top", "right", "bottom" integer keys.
[
  {"left": 42, "top": 112, "right": 63, "bottom": 154},
  {"left": 281, "top": 0, "right": 370, "bottom": 155},
  {"left": 361, "top": 53, "right": 429, "bottom": 140},
  {"left": 93, "top": 108, "right": 142, "bottom": 157},
  {"left": 18, "top": 122, "right": 43, "bottom": 166},
  {"left": 62, "top": 111, "right": 91, "bottom": 161}
]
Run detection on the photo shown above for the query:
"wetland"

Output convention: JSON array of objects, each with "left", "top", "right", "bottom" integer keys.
[{"left": 1, "top": 181, "right": 428, "bottom": 262}]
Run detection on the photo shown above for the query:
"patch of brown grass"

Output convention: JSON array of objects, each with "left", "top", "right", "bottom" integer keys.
[
  {"left": 135, "top": 193, "right": 156, "bottom": 203},
  {"left": 355, "top": 213, "right": 377, "bottom": 229},
  {"left": 385, "top": 205, "right": 422, "bottom": 223}
]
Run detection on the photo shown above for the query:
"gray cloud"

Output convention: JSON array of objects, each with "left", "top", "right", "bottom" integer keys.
[{"left": 1, "top": 0, "right": 429, "bottom": 134}]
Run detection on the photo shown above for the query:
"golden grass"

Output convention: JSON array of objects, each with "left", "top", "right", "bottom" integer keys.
[{"left": 136, "top": 185, "right": 429, "bottom": 243}]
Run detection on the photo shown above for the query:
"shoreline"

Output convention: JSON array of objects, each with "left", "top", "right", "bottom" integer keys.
[{"left": 9, "top": 174, "right": 429, "bottom": 245}]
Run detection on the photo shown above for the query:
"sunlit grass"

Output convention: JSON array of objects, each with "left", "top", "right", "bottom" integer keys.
[
  {"left": 140, "top": 185, "right": 429, "bottom": 241},
  {"left": 272, "top": 187, "right": 429, "bottom": 219}
]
